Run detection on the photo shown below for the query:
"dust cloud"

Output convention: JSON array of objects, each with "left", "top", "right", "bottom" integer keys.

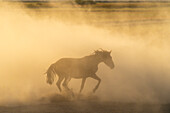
[{"left": 0, "top": 2, "right": 170, "bottom": 106}]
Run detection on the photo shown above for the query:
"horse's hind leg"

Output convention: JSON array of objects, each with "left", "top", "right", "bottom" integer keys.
[
  {"left": 62, "top": 77, "right": 74, "bottom": 97},
  {"left": 56, "top": 76, "right": 64, "bottom": 92},
  {"left": 62, "top": 77, "right": 71, "bottom": 91}
]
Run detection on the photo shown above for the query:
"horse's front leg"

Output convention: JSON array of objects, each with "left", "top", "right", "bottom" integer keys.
[
  {"left": 91, "top": 74, "right": 101, "bottom": 93},
  {"left": 79, "top": 78, "right": 86, "bottom": 93}
]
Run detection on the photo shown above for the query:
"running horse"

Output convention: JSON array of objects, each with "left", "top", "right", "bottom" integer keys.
[{"left": 45, "top": 49, "right": 115, "bottom": 93}]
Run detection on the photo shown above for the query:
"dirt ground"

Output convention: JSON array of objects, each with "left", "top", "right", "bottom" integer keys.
[
  {"left": 0, "top": 93, "right": 169, "bottom": 113},
  {"left": 0, "top": 101, "right": 170, "bottom": 113}
]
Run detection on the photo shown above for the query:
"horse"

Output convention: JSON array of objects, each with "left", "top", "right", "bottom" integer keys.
[{"left": 45, "top": 49, "right": 115, "bottom": 93}]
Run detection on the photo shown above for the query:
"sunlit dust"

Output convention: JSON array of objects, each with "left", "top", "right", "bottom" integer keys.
[{"left": 0, "top": 2, "right": 170, "bottom": 108}]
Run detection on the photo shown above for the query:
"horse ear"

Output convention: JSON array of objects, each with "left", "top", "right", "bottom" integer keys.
[{"left": 109, "top": 50, "right": 112, "bottom": 54}]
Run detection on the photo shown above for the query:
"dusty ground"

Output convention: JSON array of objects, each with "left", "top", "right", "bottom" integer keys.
[
  {"left": 0, "top": 91, "right": 170, "bottom": 113},
  {"left": 0, "top": 92, "right": 169, "bottom": 113},
  {"left": 0, "top": 101, "right": 170, "bottom": 113}
]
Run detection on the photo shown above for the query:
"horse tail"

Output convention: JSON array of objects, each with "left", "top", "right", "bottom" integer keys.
[{"left": 46, "top": 64, "right": 56, "bottom": 85}]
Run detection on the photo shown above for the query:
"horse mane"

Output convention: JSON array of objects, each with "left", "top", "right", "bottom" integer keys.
[
  {"left": 82, "top": 49, "right": 107, "bottom": 59},
  {"left": 90, "top": 49, "right": 110, "bottom": 56},
  {"left": 83, "top": 51, "right": 99, "bottom": 58}
]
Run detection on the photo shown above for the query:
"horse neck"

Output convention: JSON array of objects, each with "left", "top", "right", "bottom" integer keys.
[{"left": 86, "top": 55, "right": 103, "bottom": 66}]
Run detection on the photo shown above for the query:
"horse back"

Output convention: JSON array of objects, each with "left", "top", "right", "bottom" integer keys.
[{"left": 53, "top": 57, "right": 98, "bottom": 78}]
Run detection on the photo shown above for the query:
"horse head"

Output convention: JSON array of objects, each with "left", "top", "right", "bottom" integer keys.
[{"left": 94, "top": 49, "right": 115, "bottom": 69}]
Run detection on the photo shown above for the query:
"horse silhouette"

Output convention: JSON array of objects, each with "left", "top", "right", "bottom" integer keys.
[{"left": 45, "top": 49, "right": 114, "bottom": 93}]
